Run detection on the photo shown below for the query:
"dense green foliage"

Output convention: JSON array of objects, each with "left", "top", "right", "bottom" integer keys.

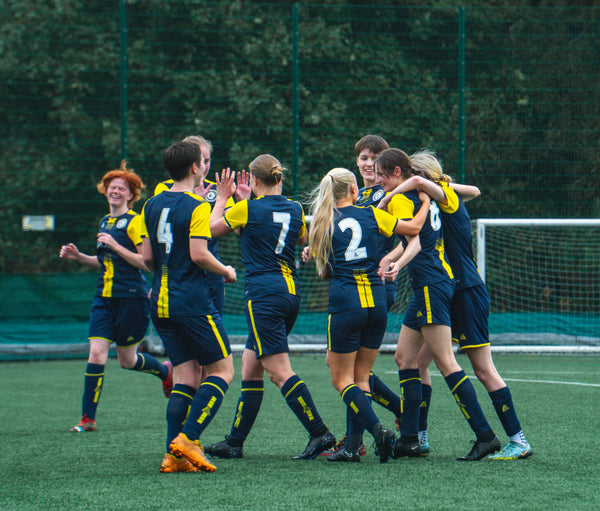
[{"left": 1, "top": 1, "right": 598, "bottom": 271}]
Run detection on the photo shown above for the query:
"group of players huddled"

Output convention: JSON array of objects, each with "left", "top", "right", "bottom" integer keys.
[{"left": 60, "top": 134, "right": 532, "bottom": 473}]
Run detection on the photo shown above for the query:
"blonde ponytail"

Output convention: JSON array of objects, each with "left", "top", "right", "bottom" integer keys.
[
  {"left": 308, "top": 168, "right": 356, "bottom": 276},
  {"left": 410, "top": 150, "right": 452, "bottom": 183}
]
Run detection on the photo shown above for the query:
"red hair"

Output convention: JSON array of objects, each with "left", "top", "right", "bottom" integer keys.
[{"left": 96, "top": 160, "right": 145, "bottom": 207}]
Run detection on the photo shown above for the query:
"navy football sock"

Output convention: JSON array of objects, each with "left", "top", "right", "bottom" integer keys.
[
  {"left": 399, "top": 369, "right": 421, "bottom": 438},
  {"left": 281, "top": 375, "right": 327, "bottom": 438},
  {"left": 82, "top": 363, "right": 105, "bottom": 420},
  {"left": 341, "top": 384, "right": 380, "bottom": 436},
  {"left": 371, "top": 371, "right": 401, "bottom": 417},
  {"left": 228, "top": 379, "right": 264, "bottom": 446},
  {"left": 489, "top": 386, "right": 522, "bottom": 437},
  {"left": 166, "top": 384, "right": 195, "bottom": 452},
  {"left": 132, "top": 353, "right": 168, "bottom": 379},
  {"left": 182, "top": 376, "right": 229, "bottom": 441},
  {"left": 419, "top": 383, "right": 432, "bottom": 432},
  {"left": 445, "top": 370, "right": 492, "bottom": 439}
]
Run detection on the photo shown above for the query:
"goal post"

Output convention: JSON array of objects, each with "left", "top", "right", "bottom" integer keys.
[{"left": 475, "top": 219, "right": 600, "bottom": 351}]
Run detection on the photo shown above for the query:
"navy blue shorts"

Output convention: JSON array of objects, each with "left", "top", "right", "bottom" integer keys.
[
  {"left": 450, "top": 284, "right": 490, "bottom": 349},
  {"left": 403, "top": 279, "right": 455, "bottom": 330},
  {"left": 88, "top": 296, "right": 149, "bottom": 346},
  {"left": 245, "top": 294, "right": 300, "bottom": 357},
  {"left": 328, "top": 306, "right": 387, "bottom": 354},
  {"left": 152, "top": 313, "right": 231, "bottom": 367}
]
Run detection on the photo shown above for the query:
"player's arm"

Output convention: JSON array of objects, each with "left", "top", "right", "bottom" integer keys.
[
  {"left": 378, "top": 175, "right": 446, "bottom": 209},
  {"left": 141, "top": 238, "right": 154, "bottom": 272},
  {"left": 449, "top": 182, "right": 481, "bottom": 202},
  {"left": 59, "top": 243, "right": 101, "bottom": 270},
  {"left": 190, "top": 238, "right": 236, "bottom": 283},
  {"left": 378, "top": 235, "right": 421, "bottom": 281},
  {"left": 96, "top": 233, "right": 147, "bottom": 271},
  {"left": 210, "top": 167, "right": 237, "bottom": 233}
]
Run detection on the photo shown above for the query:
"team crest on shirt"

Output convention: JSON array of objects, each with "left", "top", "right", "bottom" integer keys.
[
  {"left": 205, "top": 189, "right": 217, "bottom": 203},
  {"left": 372, "top": 189, "right": 385, "bottom": 202},
  {"left": 116, "top": 218, "right": 128, "bottom": 229}
]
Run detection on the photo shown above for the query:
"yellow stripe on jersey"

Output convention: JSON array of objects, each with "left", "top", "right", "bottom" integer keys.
[
  {"left": 435, "top": 238, "right": 454, "bottom": 278},
  {"left": 126, "top": 212, "right": 143, "bottom": 245},
  {"left": 153, "top": 180, "right": 174, "bottom": 196},
  {"left": 437, "top": 182, "right": 460, "bottom": 214},
  {"left": 102, "top": 254, "right": 114, "bottom": 297},
  {"left": 207, "top": 314, "right": 229, "bottom": 358},
  {"left": 247, "top": 300, "right": 262, "bottom": 356},
  {"left": 372, "top": 207, "right": 397, "bottom": 237},
  {"left": 327, "top": 314, "right": 332, "bottom": 351},
  {"left": 423, "top": 286, "right": 432, "bottom": 323},
  {"left": 223, "top": 199, "right": 249, "bottom": 231},
  {"left": 189, "top": 200, "right": 212, "bottom": 238},
  {"left": 157, "top": 266, "right": 169, "bottom": 318},
  {"left": 354, "top": 272, "right": 375, "bottom": 308},
  {"left": 387, "top": 193, "right": 416, "bottom": 220},
  {"left": 280, "top": 261, "right": 296, "bottom": 295}
]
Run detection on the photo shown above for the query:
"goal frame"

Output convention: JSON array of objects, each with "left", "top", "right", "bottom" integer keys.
[{"left": 475, "top": 219, "right": 600, "bottom": 354}]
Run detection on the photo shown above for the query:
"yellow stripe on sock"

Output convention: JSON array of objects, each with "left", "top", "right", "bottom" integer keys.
[
  {"left": 201, "top": 381, "right": 226, "bottom": 399},
  {"left": 284, "top": 380, "right": 303, "bottom": 399},
  {"left": 450, "top": 375, "right": 468, "bottom": 394}
]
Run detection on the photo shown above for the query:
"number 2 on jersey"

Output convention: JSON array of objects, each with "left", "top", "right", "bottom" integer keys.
[{"left": 338, "top": 217, "right": 367, "bottom": 261}]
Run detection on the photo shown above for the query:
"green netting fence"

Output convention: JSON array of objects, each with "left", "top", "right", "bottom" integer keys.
[{"left": 1, "top": 2, "right": 599, "bottom": 358}]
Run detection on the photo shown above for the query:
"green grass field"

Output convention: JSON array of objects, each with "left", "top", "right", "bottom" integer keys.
[{"left": 2, "top": 353, "right": 599, "bottom": 510}]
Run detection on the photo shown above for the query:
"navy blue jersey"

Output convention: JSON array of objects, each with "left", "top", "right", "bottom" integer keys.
[
  {"left": 357, "top": 185, "right": 398, "bottom": 304},
  {"left": 95, "top": 211, "right": 148, "bottom": 298},
  {"left": 328, "top": 205, "right": 397, "bottom": 313},
  {"left": 437, "top": 182, "right": 483, "bottom": 291},
  {"left": 154, "top": 178, "right": 234, "bottom": 260},
  {"left": 387, "top": 190, "right": 454, "bottom": 289},
  {"left": 141, "top": 191, "right": 215, "bottom": 318},
  {"left": 356, "top": 185, "right": 386, "bottom": 208},
  {"left": 223, "top": 195, "right": 306, "bottom": 300}
]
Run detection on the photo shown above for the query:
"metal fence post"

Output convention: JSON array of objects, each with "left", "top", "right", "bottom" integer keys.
[
  {"left": 119, "top": 0, "right": 128, "bottom": 160},
  {"left": 458, "top": 6, "right": 465, "bottom": 183}
]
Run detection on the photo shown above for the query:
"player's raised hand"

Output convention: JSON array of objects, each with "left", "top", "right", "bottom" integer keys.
[
  {"left": 235, "top": 169, "right": 251, "bottom": 201},
  {"left": 215, "top": 167, "right": 236, "bottom": 199}
]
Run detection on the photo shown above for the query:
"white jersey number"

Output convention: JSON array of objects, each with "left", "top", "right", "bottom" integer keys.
[
  {"left": 429, "top": 202, "right": 442, "bottom": 231},
  {"left": 157, "top": 208, "right": 173, "bottom": 254},
  {"left": 339, "top": 217, "right": 367, "bottom": 261},
  {"left": 273, "top": 212, "right": 291, "bottom": 255}
]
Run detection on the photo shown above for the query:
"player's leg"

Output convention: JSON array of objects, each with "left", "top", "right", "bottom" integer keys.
[
  {"left": 393, "top": 324, "right": 426, "bottom": 458},
  {"left": 205, "top": 348, "right": 264, "bottom": 458},
  {"left": 71, "top": 337, "right": 110, "bottom": 432},
  {"left": 416, "top": 344, "right": 433, "bottom": 455},
  {"left": 114, "top": 297, "right": 173, "bottom": 396},
  {"left": 169, "top": 314, "right": 233, "bottom": 472},
  {"left": 467, "top": 346, "right": 532, "bottom": 459},
  {"left": 423, "top": 324, "right": 500, "bottom": 460}
]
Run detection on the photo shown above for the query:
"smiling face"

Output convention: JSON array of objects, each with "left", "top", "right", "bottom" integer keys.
[
  {"left": 105, "top": 177, "right": 133, "bottom": 209},
  {"left": 375, "top": 165, "right": 401, "bottom": 193},
  {"left": 356, "top": 148, "right": 379, "bottom": 188}
]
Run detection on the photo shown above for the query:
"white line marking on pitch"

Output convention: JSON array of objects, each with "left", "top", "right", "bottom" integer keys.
[{"left": 382, "top": 371, "right": 600, "bottom": 387}]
